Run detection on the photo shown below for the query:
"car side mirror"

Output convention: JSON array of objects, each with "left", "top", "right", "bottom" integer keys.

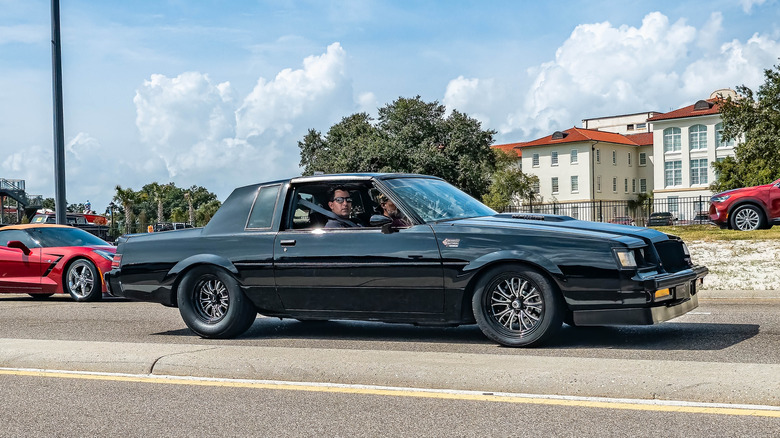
[
  {"left": 7, "top": 240, "right": 31, "bottom": 255},
  {"left": 369, "top": 214, "right": 396, "bottom": 234}
]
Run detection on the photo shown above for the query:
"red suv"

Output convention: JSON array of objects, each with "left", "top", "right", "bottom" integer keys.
[{"left": 709, "top": 178, "right": 780, "bottom": 231}]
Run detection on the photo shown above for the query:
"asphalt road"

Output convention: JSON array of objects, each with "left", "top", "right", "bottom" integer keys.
[{"left": 0, "top": 293, "right": 778, "bottom": 436}]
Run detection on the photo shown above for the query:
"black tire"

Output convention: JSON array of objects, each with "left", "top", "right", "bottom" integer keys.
[
  {"left": 64, "top": 259, "right": 102, "bottom": 302},
  {"left": 177, "top": 266, "right": 257, "bottom": 339},
  {"left": 730, "top": 205, "right": 765, "bottom": 231},
  {"left": 472, "top": 265, "right": 563, "bottom": 347},
  {"left": 29, "top": 293, "right": 54, "bottom": 300}
]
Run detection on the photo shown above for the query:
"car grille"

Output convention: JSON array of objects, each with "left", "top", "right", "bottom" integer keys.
[{"left": 653, "top": 240, "right": 690, "bottom": 273}]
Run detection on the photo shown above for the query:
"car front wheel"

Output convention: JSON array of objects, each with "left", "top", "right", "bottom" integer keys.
[
  {"left": 472, "top": 265, "right": 562, "bottom": 347},
  {"left": 65, "top": 259, "right": 102, "bottom": 302},
  {"left": 177, "top": 266, "right": 257, "bottom": 338},
  {"left": 730, "top": 205, "right": 764, "bottom": 231}
]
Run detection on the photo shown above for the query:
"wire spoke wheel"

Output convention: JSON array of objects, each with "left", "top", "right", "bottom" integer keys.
[
  {"left": 489, "top": 276, "right": 544, "bottom": 336},
  {"left": 194, "top": 277, "right": 230, "bottom": 323},
  {"left": 473, "top": 265, "right": 562, "bottom": 347}
]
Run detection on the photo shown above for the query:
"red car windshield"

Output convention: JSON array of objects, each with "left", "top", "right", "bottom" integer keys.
[{"left": 27, "top": 227, "right": 109, "bottom": 248}]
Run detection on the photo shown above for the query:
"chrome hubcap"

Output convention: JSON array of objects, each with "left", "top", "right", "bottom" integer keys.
[
  {"left": 196, "top": 278, "right": 229, "bottom": 322},
  {"left": 68, "top": 261, "right": 94, "bottom": 298},
  {"left": 735, "top": 209, "right": 760, "bottom": 231},
  {"left": 489, "top": 277, "right": 544, "bottom": 334}
]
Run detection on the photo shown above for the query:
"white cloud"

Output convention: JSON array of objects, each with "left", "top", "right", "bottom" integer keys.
[
  {"left": 740, "top": 0, "right": 768, "bottom": 13},
  {"left": 0, "top": 24, "right": 46, "bottom": 44},
  {"left": 442, "top": 76, "right": 501, "bottom": 128},
  {"left": 133, "top": 42, "right": 354, "bottom": 200}
]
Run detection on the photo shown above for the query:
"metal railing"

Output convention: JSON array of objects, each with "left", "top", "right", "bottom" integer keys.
[{"left": 502, "top": 196, "right": 712, "bottom": 226}]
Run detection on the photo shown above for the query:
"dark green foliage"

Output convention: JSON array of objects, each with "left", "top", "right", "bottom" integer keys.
[
  {"left": 712, "top": 62, "right": 780, "bottom": 191},
  {"left": 298, "top": 96, "right": 500, "bottom": 197}
]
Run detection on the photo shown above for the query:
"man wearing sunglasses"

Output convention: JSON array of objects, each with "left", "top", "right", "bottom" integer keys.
[{"left": 325, "top": 186, "right": 357, "bottom": 228}]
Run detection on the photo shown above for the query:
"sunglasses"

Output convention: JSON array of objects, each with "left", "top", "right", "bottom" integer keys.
[{"left": 332, "top": 196, "right": 352, "bottom": 204}]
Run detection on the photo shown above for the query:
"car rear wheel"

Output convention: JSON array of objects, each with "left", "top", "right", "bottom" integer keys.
[
  {"left": 65, "top": 259, "right": 102, "bottom": 302},
  {"left": 177, "top": 266, "right": 257, "bottom": 339},
  {"left": 472, "top": 265, "right": 562, "bottom": 347},
  {"left": 730, "top": 205, "right": 764, "bottom": 231}
]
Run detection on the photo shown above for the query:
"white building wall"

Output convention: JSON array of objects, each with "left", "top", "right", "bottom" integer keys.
[{"left": 651, "top": 113, "right": 735, "bottom": 203}]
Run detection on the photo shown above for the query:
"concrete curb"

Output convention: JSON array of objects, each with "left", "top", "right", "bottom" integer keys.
[
  {"left": 0, "top": 338, "right": 778, "bottom": 406},
  {"left": 699, "top": 290, "right": 780, "bottom": 299}
]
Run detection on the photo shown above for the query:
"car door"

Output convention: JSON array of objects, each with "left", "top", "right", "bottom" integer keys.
[
  {"left": 0, "top": 229, "right": 43, "bottom": 293},
  {"left": 769, "top": 179, "right": 780, "bottom": 221},
  {"left": 274, "top": 225, "right": 444, "bottom": 317}
]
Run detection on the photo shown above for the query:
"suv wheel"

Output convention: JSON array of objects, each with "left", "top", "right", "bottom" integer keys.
[{"left": 730, "top": 205, "right": 764, "bottom": 231}]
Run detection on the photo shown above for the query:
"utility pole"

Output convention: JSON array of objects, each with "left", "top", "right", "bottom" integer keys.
[{"left": 51, "top": 0, "right": 67, "bottom": 225}]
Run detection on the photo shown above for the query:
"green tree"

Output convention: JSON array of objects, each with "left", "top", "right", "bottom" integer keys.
[
  {"left": 298, "top": 96, "right": 499, "bottom": 197},
  {"left": 113, "top": 186, "right": 137, "bottom": 234},
  {"left": 482, "top": 150, "right": 539, "bottom": 211},
  {"left": 712, "top": 62, "right": 780, "bottom": 191}
]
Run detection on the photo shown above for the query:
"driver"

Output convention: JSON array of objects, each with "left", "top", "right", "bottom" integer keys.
[{"left": 325, "top": 186, "right": 356, "bottom": 228}]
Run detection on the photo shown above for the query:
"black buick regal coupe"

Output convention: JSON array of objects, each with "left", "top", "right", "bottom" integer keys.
[{"left": 106, "top": 173, "right": 708, "bottom": 347}]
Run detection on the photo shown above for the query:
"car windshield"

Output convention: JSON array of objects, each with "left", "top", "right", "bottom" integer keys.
[
  {"left": 382, "top": 177, "right": 495, "bottom": 223},
  {"left": 27, "top": 227, "right": 109, "bottom": 248}
]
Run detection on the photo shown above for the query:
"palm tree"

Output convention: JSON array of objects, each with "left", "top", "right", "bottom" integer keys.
[
  {"left": 184, "top": 191, "right": 195, "bottom": 225},
  {"left": 113, "top": 185, "right": 136, "bottom": 234}
]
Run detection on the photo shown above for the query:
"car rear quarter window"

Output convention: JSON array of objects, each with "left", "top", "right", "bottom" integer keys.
[{"left": 246, "top": 184, "right": 281, "bottom": 229}]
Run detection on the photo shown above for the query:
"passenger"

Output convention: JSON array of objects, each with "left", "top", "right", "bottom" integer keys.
[
  {"left": 377, "top": 193, "right": 411, "bottom": 227},
  {"left": 325, "top": 186, "right": 357, "bottom": 228}
]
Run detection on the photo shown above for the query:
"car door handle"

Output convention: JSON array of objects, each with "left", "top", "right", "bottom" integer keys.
[{"left": 280, "top": 239, "right": 297, "bottom": 247}]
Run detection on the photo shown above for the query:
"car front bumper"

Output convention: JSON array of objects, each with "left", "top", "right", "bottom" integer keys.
[{"left": 572, "top": 265, "right": 708, "bottom": 326}]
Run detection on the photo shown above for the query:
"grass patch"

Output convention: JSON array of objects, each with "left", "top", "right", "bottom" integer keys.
[{"left": 649, "top": 224, "right": 780, "bottom": 241}]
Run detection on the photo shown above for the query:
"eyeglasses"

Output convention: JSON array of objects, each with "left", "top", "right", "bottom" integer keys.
[{"left": 332, "top": 196, "right": 352, "bottom": 204}]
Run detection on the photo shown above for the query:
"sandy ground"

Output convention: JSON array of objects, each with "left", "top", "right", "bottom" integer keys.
[{"left": 687, "top": 239, "right": 779, "bottom": 290}]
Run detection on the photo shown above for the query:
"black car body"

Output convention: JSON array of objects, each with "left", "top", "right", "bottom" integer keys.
[
  {"left": 647, "top": 212, "right": 676, "bottom": 227},
  {"left": 106, "top": 174, "right": 707, "bottom": 347}
]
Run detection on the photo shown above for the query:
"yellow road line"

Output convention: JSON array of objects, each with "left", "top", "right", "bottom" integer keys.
[{"left": 1, "top": 367, "right": 778, "bottom": 418}]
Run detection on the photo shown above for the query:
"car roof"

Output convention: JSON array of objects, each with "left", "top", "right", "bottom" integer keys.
[{"left": 0, "top": 224, "right": 73, "bottom": 230}]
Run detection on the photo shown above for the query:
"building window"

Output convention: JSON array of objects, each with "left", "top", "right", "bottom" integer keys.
[
  {"left": 716, "top": 122, "right": 735, "bottom": 148},
  {"left": 664, "top": 160, "right": 682, "bottom": 187},
  {"left": 668, "top": 196, "right": 679, "bottom": 214},
  {"left": 639, "top": 152, "right": 647, "bottom": 166},
  {"left": 663, "top": 127, "right": 681, "bottom": 152},
  {"left": 532, "top": 153, "right": 539, "bottom": 167},
  {"left": 551, "top": 151, "right": 558, "bottom": 166},
  {"left": 571, "top": 176, "right": 579, "bottom": 193},
  {"left": 636, "top": 123, "right": 647, "bottom": 130},
  {"left": 640, "top": 178, "right": 647, "bottom": 193},
  {"left": 624, "top": 178, "right": 629, "bottom": 193},
  {"left": 612, "top": 177, "right": 617, "bottom": 193},
  {"left": 532, "top": 181, "right": 540, "bottom": 194},
  {"left": 690, "top": 124, "right": 707, "bottom": 150},
  {"left": 571, "top": 205, "right": 579, "bottom": 219},
  {"left": 597, "top": 176, "right": 602, "bottom": 192},
  {"left": 551, "top": 177, "right": 559, "bottom": 194},
  {"left": 690, "top": 158, "right": 709, "bottom": 185},
  {"left": 570, "top": 149, "right": 578, "bottom": 164},
  {"left": 596, "top": 149, "right": 601, "bottom": 163},
  {"left": 627, "top": 124, "right": 635, "bottom": 131},
  {"left": 632, "top": 178, "right": 636, "bottom": 193},
  {"left": 612, "top": 150, "right": 617, "bottom": 165},
  {"left": 628, "top": 152, "right": 632, "bottom": 166}
]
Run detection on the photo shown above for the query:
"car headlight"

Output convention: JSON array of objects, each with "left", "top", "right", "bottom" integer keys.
[
  {"left": 711, "top": 194, "right": 730, "bottom": 203},
  {"left": 93, "top": 249, "right": 115, "bottom": 262},
  {"left": 614, "top": 248, "right": 637, "bottom": 269}
]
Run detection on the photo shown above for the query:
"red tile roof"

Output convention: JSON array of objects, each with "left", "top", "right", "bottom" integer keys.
[
  {"left": 520, "top": 127, "right": 646, "bottom": 148},
  {"left": 647, "top": 98, "right": 722, "bottom": 122},
  {"left": 625, "top": 132, "right": 653, "bottom": 146},
  {"left": 491, "top": 142, "right": 525, "bottom": 157}
]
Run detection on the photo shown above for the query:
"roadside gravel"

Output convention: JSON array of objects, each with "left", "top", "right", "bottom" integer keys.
[{"left": 687, "top": 239, "right": 779, "bottom": 290}]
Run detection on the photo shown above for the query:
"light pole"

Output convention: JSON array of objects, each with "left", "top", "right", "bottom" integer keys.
[{"left": 108, "top": 202, "right": 116, "bottom": 240}]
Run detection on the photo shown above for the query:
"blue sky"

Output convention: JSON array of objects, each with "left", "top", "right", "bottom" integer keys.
[{"left": 1, "top": 0, "right": 778, "bottom": 212}]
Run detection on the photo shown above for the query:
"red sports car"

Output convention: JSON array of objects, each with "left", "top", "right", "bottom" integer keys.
[{"left": 0, "top": 224, "right": 115, "bottom": 301}]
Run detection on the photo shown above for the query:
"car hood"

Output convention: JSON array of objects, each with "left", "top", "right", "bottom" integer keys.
[
  {"left": 712, "top": 180, "right": 778, "bottom": 198},
  {"left": 441, "top": 214, "right": 670, "bottom": 245}
]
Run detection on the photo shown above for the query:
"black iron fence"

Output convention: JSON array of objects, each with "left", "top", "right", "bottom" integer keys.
[{"left": 501, "top": 196, "right": 712, "bottom": 227}]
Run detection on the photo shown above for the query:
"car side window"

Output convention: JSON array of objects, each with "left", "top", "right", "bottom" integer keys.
[
  {"left": 246, "top": 184, "right": 281, "bottom": 230},
  {"left": 0, "top": 230, "right": 39, "bottom": 248}
]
